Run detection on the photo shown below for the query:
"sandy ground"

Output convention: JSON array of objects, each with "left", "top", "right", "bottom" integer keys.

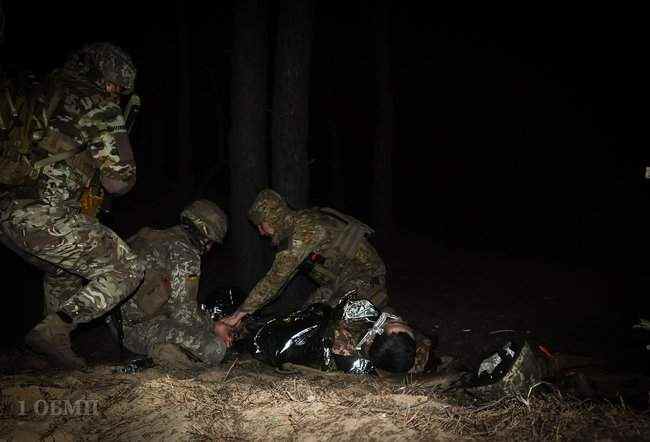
[{"left": 2, "top": 355, "right": 650, "bottom": 441}]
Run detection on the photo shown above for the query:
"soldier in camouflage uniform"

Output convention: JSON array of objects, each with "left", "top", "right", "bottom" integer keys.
[
  {"left": 217, "top": 189, "right": 389, "bottom": 342},
  {"left": 0, "top": 43, "right": 143, "bottom": 368},
  {"left": 120, "top": 200, "right": 228, "bottom": 366}
]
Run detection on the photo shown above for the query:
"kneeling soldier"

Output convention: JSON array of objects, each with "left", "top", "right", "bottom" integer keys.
[{"left": 120, "top": 200, "right": 228, "bottom": 366}]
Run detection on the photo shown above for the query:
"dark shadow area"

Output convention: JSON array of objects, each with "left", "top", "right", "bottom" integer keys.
[{"left": 1, "top": 1, "right": 647, "bottom": 412}]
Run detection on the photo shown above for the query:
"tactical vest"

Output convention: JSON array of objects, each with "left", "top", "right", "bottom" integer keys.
[
  {"left": 0, "top": 72, "right": 99, "bottom": 188},
  {"left": 0, "top": 74, "right": 43, "bottom": 186},
  {"left": 300, "top": 208, "right": 375, "bottom": 287}
]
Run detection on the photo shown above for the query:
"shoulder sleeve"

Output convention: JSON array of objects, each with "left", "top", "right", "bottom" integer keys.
[
  {"left": 78, "top": 101, "right": 136, "bottom": 195},
  {"left": 166, "top": 242, "right": 209, "bottom": 328},
  {"left": 238, "top": 218, "right": 327, "bottom": 313}
]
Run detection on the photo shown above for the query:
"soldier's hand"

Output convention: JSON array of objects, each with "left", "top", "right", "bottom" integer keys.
[
  {"left": 214, "top": 321, "right": 235, "bottom": 348},
  {"left": 221, "top": 310, "right": 247, "bottom": 328}
]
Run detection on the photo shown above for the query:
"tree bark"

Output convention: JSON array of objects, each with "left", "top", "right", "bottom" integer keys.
[
  {"left": 263, "top": 0, "right": 316, "bottom": 316},
  {"left": 229, "top": 0, "right": 270, "bottom": 292},
  {"left": 177, "top": 0, "right": 193, "bottom": 196},
  {"left": 271, "top": 0, "right": 315, "bottom": 209},
  {"left": 328, "top": 118, "right": 345, "bottom": 210},
  {"left": 371, "top": 0, "right": 396, "bottom": 238}
]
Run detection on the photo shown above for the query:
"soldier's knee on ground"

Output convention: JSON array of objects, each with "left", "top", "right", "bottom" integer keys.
[{"left": 151, "top": 343, "right": 201, "bottom": 370}]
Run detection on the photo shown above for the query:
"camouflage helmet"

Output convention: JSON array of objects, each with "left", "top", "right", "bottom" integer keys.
[
  {"left": 83, "top": 42, "right": 136, "bottom": 94},
  {"left": 248, "top": 189, "right": 291, "bottom": 229},
  {"left": 181, "top": 200, "right": 228, "bottom": 243}
]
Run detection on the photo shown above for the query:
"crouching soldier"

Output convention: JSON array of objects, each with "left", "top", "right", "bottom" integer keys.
[
  {"left": 218, "top": 189, "right": 389, "bottom": 333},
  {"left": 118, "top": 200, "right": 228, "bottom": 366}
]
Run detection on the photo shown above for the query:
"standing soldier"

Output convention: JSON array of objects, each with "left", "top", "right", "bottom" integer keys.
[
  {"left": 217, "top": 189, "right": 389, "bottom": 335},
  {"left": 0, "top": 42, "right": 144, "bottom": 368},
  {"left": 120, "top": 200, "right": 229, "bottom": 366}
]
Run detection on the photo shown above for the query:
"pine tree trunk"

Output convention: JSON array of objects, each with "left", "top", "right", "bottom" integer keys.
[
  {"left": 271, "top": 0, "right": 315, "bottom": 209},
  {"left": 264, "top": 0, "right": 316, "bottom": 316},
  {"left": 328, "top": 118, "right": 345, "bottom": 210},
  {"left": 371, "top": 0, "right": 395, "bottom": 239},
  {"left": 177, "top": 0, "right": 193, "bottom": 197},
  {"left": 229, "top": 0, "right": 270, "bottom": 292}
]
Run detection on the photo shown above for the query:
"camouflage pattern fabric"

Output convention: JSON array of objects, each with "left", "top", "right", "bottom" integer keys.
[
  {"left": 121, "top": 226, "right": 225, "bottom": 365},
  {"left": 181, "top": 199, "right": 228, "bottom": 243},
  {"left": 124, "top": 317, "right": 224, "bottom": 365},
  {"left": 63, "top": 42, "right": 136, "bottom": 94},
  {"left": 36, "top": 77, "right": 136, "bottom": 205},
  {"left": 1, "top": 202, "right": 143, "bottom": 324},
  {"left": 248, "top": 189, "right": 290, "bottom": 231},
  {"left": 43, "top": 271, "right": 84, "bottom": 315},
  {"left": 0, "top": 51, "right": 141, "bottom": 325},
  {"left": 239, "top": 206, "right": 387, "bottom": 314},
  {"left": 330, "top": 315, "right": 432, "bottom": 374}
]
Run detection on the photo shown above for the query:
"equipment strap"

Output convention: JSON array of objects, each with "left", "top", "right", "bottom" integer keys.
[{"left": 32, "top": 149, "right": 81, "bottom": 169}]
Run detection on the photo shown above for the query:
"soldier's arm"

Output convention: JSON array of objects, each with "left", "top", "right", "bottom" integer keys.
[
  {"left": 79, "top": 101, "right": 136, "bottom": 195},
  {"left": 237, "top": 226, "right": 325, "bottom": 314},
  {"left": 166, "top": 245, "right": 211, "bottom": 329}
]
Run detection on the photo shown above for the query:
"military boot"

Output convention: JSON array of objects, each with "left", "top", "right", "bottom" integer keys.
[{"left": 24, "top": 313, "right": 86, "bottom": 369}]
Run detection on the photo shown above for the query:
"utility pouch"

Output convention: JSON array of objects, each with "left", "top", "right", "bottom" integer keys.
[
  {"left": 319, "top": 208, "right": 374, "bottom": 263},
  {"left": 37, "top": 130, "right": 80, "bottom": 154},
  {"left": 133, "top": 269, "right": 172, "bottom": 319},
  {"left": 0, "top": 149, "right": 38, "bottom": 186},
  {"left": 80, "top": 185, "right": 104, "bottom": 218}
]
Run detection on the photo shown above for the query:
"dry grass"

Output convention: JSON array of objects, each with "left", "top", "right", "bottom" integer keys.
[
  {"left": 432, "top": 392, "right": 650, "bottom": 440},
  {"left": 1, "top": 362, "right": 649, "bottom": 441}
]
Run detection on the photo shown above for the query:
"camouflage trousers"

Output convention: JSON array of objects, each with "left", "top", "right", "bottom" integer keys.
[
  {"left": 123, "top": 316, "right": 226, "bottom": 366},
  {"left": 0, "top": 200, "right": 144, "bottom": 325}
]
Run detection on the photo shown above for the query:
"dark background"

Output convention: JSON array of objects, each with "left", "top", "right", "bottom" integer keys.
[{"left": 1, "top": 2, "right": 647, "bottom": 354}]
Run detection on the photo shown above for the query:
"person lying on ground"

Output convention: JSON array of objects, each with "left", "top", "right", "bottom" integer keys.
[{"left": 216, "top": 296, "right": 437, "bottom": 375}]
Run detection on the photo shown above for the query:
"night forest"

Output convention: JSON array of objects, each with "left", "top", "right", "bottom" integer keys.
[{"left": 1, "top": 0, "right": 649, "bottom": 417}]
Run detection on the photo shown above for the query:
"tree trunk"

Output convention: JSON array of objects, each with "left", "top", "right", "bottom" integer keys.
[
  {"left": 229, "top": 0, "right": 270, "bottom": 292},
  {"left": 143, "top": 20, "right": 168, "bottom": 196},
  {"left": 263, "top": 0, "right": 316, "bottom": 316},
  {"left": 151, "top": 114, "right": 166, "bottom": 185},
  {"left": 177, "top": 0, "right": 193, "bottom": 197},
  {"left": 328, "top": 118, "right": 345, "bottom": 210},
  {"left": 271, "top": 0, "right": 315, "bottom": 209},
  {"left": 371, "top": 0, "right": 395, "bottom": 239}
]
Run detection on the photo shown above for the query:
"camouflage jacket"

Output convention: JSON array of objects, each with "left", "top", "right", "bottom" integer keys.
[
  {"left": 329, "top": 316, "right": 432, "bottom": 374},
  {"left": 121, "top": 226, "right": 209, "bottom": 330},
  {"left": 239, "top": 209, "right": 386, "bottom": 313},
  {"left": 34, "top": 72, "right": 135, "bottom": 207}
]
